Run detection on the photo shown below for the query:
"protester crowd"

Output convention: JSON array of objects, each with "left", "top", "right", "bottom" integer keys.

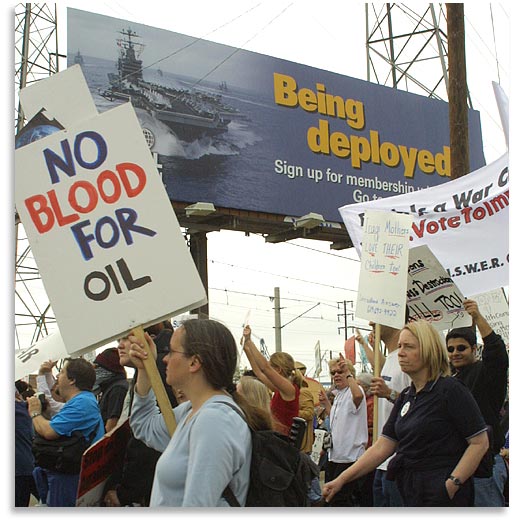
[{"left": 15, "top": 299, "right": 509, "bottom": 507}]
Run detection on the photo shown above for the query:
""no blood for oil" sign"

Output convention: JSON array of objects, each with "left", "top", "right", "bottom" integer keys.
[{"left": 15, "top": 102, "right": 206, "bottom": 355}]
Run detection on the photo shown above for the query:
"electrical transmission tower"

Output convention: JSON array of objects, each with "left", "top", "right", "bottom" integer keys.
[
  {"left": 366, "top": 3, "right": 470, "bottom": 106},
  {"left": 14, "top": 4, "right": 63, "bottom": 350}
]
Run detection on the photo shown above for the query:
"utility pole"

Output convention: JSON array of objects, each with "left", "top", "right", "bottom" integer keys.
[
  {"left": 446, "top": 3, "right": 470, "bottom": 179},
  {"left": 274, "top": 287, "right": 282, "bottom": 352},
  {"left": 337, "top": 300, "right": 354, "bottom": 340}
]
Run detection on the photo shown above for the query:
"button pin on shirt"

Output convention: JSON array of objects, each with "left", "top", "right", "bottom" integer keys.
[{"left": 400, "top": 401, "right": 410, "bottom": 417}]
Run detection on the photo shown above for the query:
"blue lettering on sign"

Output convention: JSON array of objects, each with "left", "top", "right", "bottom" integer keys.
[
  {"left": 70, "top": 208, "right": 156, "bottom": 260},
  {"left": 43, "top": 131, "right": 108, "bottom": 184}
]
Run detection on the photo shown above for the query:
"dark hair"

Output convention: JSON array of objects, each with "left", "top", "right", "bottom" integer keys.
[
  {"left": 180, "top": 319, "right": 266, "bottom": 430},
  {"left": 445, "top": 326, "right": 477, "bottom": 347},
  {"left": 64, "top": 358, "right": 96, "bottom": 391},
  {"left": 162, "top": 320, "right": 174, "bottom": 332},
  {"left": 181, "top": 319, "right": 237, "bottom": 390}
]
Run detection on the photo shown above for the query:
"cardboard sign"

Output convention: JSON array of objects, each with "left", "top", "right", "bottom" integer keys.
[
  {"left": 15, "top": 98, "right": 207, "bottom": 355},
  {"left": 355, "top": 211, "right": 412, "bottom": 329},
  {"left": 76, "top": 419, "right": 131, "bottom": 507},
  {"left": 470, "top": 288, "right": 509, "bottom": 344},
  {"left": 19, "top": 64, "right": 98, "bottom": 128},
  {"left": 14, "top": 331, "right": 69, "bottom": 381},
  {"left": 407, "top": 245, "right": 471, "bottom": 331}
]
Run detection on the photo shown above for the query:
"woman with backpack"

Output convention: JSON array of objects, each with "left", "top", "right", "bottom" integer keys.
[
  {"left": 128, "top": 319, "right": 259, "bottom": 507},
  {"left": 242, "top": 325, "right": 304, "bottom": 436}
]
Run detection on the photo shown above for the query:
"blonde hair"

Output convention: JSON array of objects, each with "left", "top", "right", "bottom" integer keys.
[
  {"left": 269, "top": 352, "right": 305, "bottom": 387},
  {"left": 402, "top": 320, "right": 450, "bottom": 380},
  {"left": 236, "top": 376, "right": 274, "bottom": 431},
  {"left": 238, "top": 376, "right": 271, "bottom": 412},
  {"left": 328, "top": 358, "right": 356, "bottom": 377}
]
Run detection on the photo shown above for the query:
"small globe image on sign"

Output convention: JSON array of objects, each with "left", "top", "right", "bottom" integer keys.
[
  {"left": 15, "top": 109, "right": 64, "bottom": 149},
  {"left": 15, "top": 124, "right": 62, "bottom": 149}
]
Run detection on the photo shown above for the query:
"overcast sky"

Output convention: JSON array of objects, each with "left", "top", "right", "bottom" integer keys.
[{"left": 10, "top": 1, "right": 511, "bottom": 379}]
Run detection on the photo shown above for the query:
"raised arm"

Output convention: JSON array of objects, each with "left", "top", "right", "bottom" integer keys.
[
  {"left": 355, "top": 328, "right": 385, "bottom": 372},
  {"left": 242, "top": 326, "right": 295, "bottom": 401},
  {"left": 463, "top": 299, "right": 493, "bottom": 339}
]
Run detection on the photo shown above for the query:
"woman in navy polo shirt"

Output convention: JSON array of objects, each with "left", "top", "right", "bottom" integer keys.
[{"left": 322, "top": 320, "right": 489, "bottom": 507}]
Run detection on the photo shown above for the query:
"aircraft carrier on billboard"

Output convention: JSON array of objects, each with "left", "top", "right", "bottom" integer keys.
[{"left": 100, "top": 28, "right": 241, "bottom": 143}]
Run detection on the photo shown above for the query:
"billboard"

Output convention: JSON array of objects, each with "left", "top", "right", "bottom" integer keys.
[{"left": 67, "top": 8, "right": 485, "bottom": 223}]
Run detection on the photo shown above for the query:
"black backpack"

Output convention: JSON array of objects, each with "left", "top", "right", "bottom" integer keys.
[{"left": 221, "top": 402, "right": 315, "bottom": 507}]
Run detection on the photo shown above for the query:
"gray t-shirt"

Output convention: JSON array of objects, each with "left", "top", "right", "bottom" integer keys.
[{"left": 130, "top": 390, "right": 252, "bottom": 507}]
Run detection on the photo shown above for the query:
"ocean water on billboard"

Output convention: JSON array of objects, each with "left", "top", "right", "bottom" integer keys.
[{"left": 78, "top": 55, "right": 292, "bottom": 215}]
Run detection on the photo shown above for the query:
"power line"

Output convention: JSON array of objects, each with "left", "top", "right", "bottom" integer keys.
[
  {"left": 210, "top": 260, "right": 359, "bottom": 292},
  {"left": 280, "top": 240, "right": 360, "bottom": 261}
]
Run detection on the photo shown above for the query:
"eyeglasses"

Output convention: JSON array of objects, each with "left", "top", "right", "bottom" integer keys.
[
  {"left": 447, "top": 345, "right": 469, "bottom": 353},
  {"left": 330, "top": 370, "right": 344, "bottom": 376}
]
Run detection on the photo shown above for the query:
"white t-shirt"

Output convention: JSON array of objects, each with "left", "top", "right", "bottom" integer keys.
[
  {"left": 328, "top": 385, "right": 368, "bottom": 463},
  {"left": 377, "top": 349, "right": 411, "bottom": 471}
]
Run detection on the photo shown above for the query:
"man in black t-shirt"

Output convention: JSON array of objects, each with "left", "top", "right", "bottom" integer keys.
[{"left": 446, "top": 298, "right": 509, "bottom": 507}]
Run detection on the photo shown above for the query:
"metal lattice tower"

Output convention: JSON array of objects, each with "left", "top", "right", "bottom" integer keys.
[
  {"left": 366, "top": 3, "right": 471, "bottom": 106},
  {"left": 14, "top": 4, "right": 63, "bottom": 350}
]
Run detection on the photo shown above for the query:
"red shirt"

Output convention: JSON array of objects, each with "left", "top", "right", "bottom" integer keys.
[{"left": 270, "top": 384, "right": 300, "bottom": 435}]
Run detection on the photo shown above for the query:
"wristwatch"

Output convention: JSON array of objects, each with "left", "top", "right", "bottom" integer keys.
[
  {"left": 448, "top": 475, "right": 463, "bottom": 487},
  {"left": 387, "top": 389, "right": 398, "bottom": 403},
  {"left": 31, "top": 411, "right": 41, "bottom": 419}
]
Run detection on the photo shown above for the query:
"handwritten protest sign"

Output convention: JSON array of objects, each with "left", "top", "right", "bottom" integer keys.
[
  {"left": 355, "top": 211, "right": 412, "bottom": 330},
  {"left": 340, "top": 152, "right": 509, "bottom": 297},
  {"left": 76, "top": 419, "right": 131, "bottom": 506},
  {"left": 407, "top": 245, "right": 471, "bottom": 331},
  {"left": 15, "top": 101, "right": 207, "bottom": 355},
  {"left": 470, "top": 287, "right": 509, "bottom": 344}
]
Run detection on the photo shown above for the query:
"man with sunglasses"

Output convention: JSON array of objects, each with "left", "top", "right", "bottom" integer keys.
[{"left": 446, "top": 298, "right": 508, "bottom": 507}]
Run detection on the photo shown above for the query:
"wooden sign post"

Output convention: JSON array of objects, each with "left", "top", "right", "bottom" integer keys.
[{"left": 372, "top": 324, "right": 381, "bottom": 443}]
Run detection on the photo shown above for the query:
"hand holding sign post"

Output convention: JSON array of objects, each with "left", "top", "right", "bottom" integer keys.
[{"left": 355, "top": 210, "right": 412, "bottom": 442}]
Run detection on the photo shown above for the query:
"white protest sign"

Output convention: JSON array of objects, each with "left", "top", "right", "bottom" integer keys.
[
  {"left": 355, "top": 211, "right": 412, "bottom": 329},
  {"left": 310, "top": 429, "right": 327, "bottom": 465},
  {"left": 15, "top": 331, "right": 69, "bottom": 381},
  {"left": 340, "top": 152, "right": 509, "bottom": 297},
  {"left": 19, "top": 65, "right": 98, "bottom": 128},
  {"left": 493, "top": 81, "right": 509, "bottom": 147},
  {"left": 470, "top": 288, "right": 509, "bottom": 345},
  {"left": 314, "top": 340, "right": 321, "bottom": 378},
  {"left": 15, "top": 102, "right": 207, "bottom": 355},
  {"left": 407, "top": 245, "right": 471, "bottom": 331}
]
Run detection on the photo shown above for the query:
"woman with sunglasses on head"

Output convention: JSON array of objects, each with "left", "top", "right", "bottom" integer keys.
[
  {"left": 323, "top": 320, "right": 490, "bottom": 507},
  {"left": 318, "top": 356, "right": 368, "bottom": 506},
  {"left": 127, "top": 319, "right": 256, "bottom": 507}
]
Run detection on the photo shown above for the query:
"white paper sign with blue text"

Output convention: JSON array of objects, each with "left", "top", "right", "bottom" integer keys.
[
  {"left": 15, "top": 102, "right": 207, "bottom": 355},
  {"left": 356, "top": 211, "right": 412, "bottom": 329}
]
